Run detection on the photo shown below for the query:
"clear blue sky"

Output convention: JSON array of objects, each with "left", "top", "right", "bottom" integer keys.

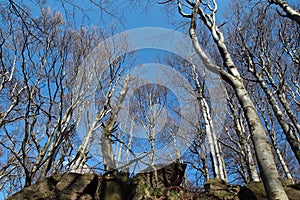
[
  {"left": 0, "top": 2, "right": 230, "bottom": 199},
  {"left": 124, "top": 1, "right": 230, "bottom": 29},
  {"left": 43, "top": 0, "right": 230, "bottom": 30}
]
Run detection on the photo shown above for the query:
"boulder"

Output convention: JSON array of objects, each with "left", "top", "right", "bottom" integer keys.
[
  {"left": 204, "top": 178, "right": 239, "bottom": 200},
  {"left": 134, "top": 162, "right": 187, "bottom": 188},
  {"left": 238, "top": 181, "right": 300, "bottom": 200},
  {"left": 7, "top": 173, "right": 98, "bottom": 200},
  {"left": 132, "top": 162, "right": 187, "bottom": 200},
  {"left": 6, "top": 162, "right": 187, "bottom": 200}
]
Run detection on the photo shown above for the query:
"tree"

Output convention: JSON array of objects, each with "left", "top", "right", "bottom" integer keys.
[
  {"left": 221, "top": 87, "right": 260, "bottom": 183},
  {"left": 268, "top": 0, "right": 300, "bottom": 25},
  {"left": 163, "top": 52, "right": 228, "bottom": 183},
  {"left": 174, "top": 0, "right": 289, "bottom": 199},
  {"left": 226, "top": 1, "right": 300, "bottom": 165},
  {"left": 0, "top": 1, "right": 132, "bottom": 195},
  {"left": 1, "top": 0, "right": 299, "bottom": 198},
  {"left": 190, "top": 64, "right": 227, "bottom": 181},
  {"left": 0, "top": 5, "right": 81, "bottom": 189}
]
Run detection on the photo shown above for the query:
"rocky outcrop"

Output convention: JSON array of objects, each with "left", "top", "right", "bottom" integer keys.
[
  {"left": 132, "top": 162, "right": 187, "bottom": 199},
  {"left": 7, "top": 173, "right": 98, "bottom": 200},
  {"left": 204, "top": 178, "right": 240, "bottom": 200},
  {"left": 239, "top": 181, "right": 300, "bottom": 200},
  {"left": 204, "top": 178, "right": 300, "bottom": 200},
  {"left": 6, "top": 168, "right": 300, "bottom": 200},
  {"left": 6, "top": 162, "right": 187, "bottom": 200}
]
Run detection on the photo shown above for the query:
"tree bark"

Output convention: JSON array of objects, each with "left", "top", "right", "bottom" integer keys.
[
  {"left": 254, "top": 73, "right": 300, "bottom": 164},
  {"left": 269, "top": 0, "right": 300, "bottom": 25},
  {"left": 191, "top": 64, "right": 226, "bottom": 180},
  {"left": 101, "top": 75, "right": 130, "bottom": 172},
  {"left": 184, "top": 1, "right": 289, "bottom": 199},
  {"left": 270, "top": 130, "right": 294, "bottom": 183}
]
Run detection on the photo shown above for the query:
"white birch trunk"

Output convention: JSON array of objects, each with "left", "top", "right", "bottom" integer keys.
[
  {"left": 270, "top": 130, "right": 294, "bottom": 183},
  {"left": 191, "top": 62, "right": 226, "bottom": 180},
  {"left": 254, "top": 73, "right": 300, "bottom": 164},
  {"left": 102, "top": 75, "right": 130, "bottom": 172},
  {"left": 203, "top": 107, "right": 219, "bottom": 178},
  {"left": 244, "top": 141, "right": 260, "bottom": 182},
  {"left": 185, "top": 1, "right": 289, "bottom": 199},
  {"left": 238, "top": 118, "right": 260, "bottom": 182},
  {"left": 217, "top": 142, "right": 228, "bottom": 181},
  {"left": 269, "top": 0, "right": 300, "bottom": 25}
]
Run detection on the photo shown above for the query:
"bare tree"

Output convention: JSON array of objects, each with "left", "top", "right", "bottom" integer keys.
[
  {"left": 173, "top": 0, "right": 289, "bottom": 199},
  {"left": 0, "top": 5, "right": 82, "bottom": 190},
  {"left": 268, "top": 0, "right": 300, "bottom": 25},
  {"left": 190, "top": 64, "right": 227, "bottom": 181},
  {"left": 220, "top": 87, "right": 260, "bottom": 183},
  {"left": 224, "top": 1, "right": 300, "bottom": 167},
  {"left": 0, "top": 1, "right": 132, "bottom": 196},
  {"left": 261, "top": 102, "right": 294, "bottom": 183}
]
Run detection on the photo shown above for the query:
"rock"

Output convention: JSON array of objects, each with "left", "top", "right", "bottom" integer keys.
[
  {"left": 204, "top": 178, "right": 230, "bottom": 191},
  {"left": 6, "top": 163, "right": 187, "bottom": 200},
  {"left": 97, "top": 175, "right": 133, "bottom": 200},
  {"left": 56, "top": 173, "right": 98, "bottom": 199},
  {"left": 132, "top": 162, "right": 187, "bottom": 200},
  {"left": 238, "top": 181, "right": 300, "bottom": 200},
  {"left": 282, "top": 184, "right": 300, "bottom": 200},
  {"left": 10, "top": 166, "right": 300, "bottom": 200},
  {"left": 134, "top": 162, "right": 187, "bottom": 188},
  {"left": 243, "top": 182, "right": 268, "bottom": 200},
  {"left": 204, "top": 178, "right": 238, "bottom": 200},
  {"left": 7, "top": 173, "right": 98, "bottom": 200}
]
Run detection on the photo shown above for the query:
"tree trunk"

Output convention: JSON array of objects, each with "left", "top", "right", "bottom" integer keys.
[
  {"left": 102, "top": 75, "right": 130, "bottom": 172},
  {"left": 254, "top": 73, "right": 300, "bottom": 164},
  {"left": 269, "top": 129, "right": 294, "bottom": 183},
  {"left": 244, "top": 141, "right": 260, "bottom": 182},
  {"left": 237, "top": 116, "right": 260, "bottom": 182},
  {"left": 191, "top": 63, "right": 226, "bottom": 180},
  {"left": 203, "top": 102, "right": 220, "bottom": 178},
  {"left": 233, "top": 80, "right": 288, "bottom": 200},
  {"left": 186, "top": 1, "right": 289, "bottom": 199},
  {"left": 269, "top": 0, "right": 300, "bottom": 25}
]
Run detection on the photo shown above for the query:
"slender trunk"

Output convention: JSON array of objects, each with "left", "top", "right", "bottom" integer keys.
[
  {"left": 204, "top": 98, "right": 226, "bottom": 180},
  {"left": 240, "top": 155, "right": 250, "bottom": 183},
  {"left": 198, "top": 129, "right": 209, "bottom": 182},
  {"left": 172, "top": 131, "right": 181, "bottom": 161},
  {"left": 125, "top": 120, "right": 134, "bottom": 165},
  {"left": 270, "top": 130, "right": 294, "bottom": 183},
  {"left": 187, "top": 1, "right": 288, "bottom": 198},
  {"left": 217, "top": 142, "right": 228, "bottom": 181},
  {"left": 71, "top": 110, "right": 106, "bottom": 171},
  {"left": 233, "top": 80, "right": 288, "bottom": 200},
  {"left": 149, "top": 118, "right": 159, "bottom": 186},
  {"left": 238, "top": 118, "right": 260, "bottom": 182},
  {"left": 255, "top": 73, "right": 300, "bottom": 164},
  {"left": 202, "top": 99, "right": 227, "bottom": 180},
  {"left": 227, "top": 90, "right": 260, "bottom": 182},
  {"left": 102, "top": 75, "right": 130, "bottom": 172},
  {"left": 203, "top": 159, "right": 210, "bottom": 182},
  {"left": 202, "top": 97, "right": 219, "bottom": 178},
  {"left": 244, "top": 141, "right": 260, "bottom": 182},
  {"left": 191, "top": 64, "right": 225, "bottom": 180}
]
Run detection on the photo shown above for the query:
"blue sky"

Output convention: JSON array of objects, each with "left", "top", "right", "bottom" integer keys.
[
  {"left": 124, "top": 1, "right": 230, "bottom": 30},
  {"left": 0, "top": 1, "right": 230, "bottom": 199},
  {"left": 42, "top": 0, "right": 230, "bottom": 30},
  {"left": 3, "top": 0, "right": 299, "bottom": 198}
]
